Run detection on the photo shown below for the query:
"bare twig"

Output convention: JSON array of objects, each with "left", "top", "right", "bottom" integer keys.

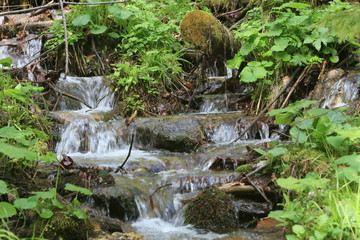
[
  {"left": 63, "top": 1, "right": 130, "bottom": 5},
  {"left": 22, "top": 41, "right": 65, "bottom": 69},
  {"left": 280, "top": 66, "right": 311, "bottom": 109},
  {"left": 245, "top": 175, "right": 272, "bottom": 205},
  {"left": 229, "top": 67, "right": 302, "bottom": 144},
  {"left": 47, "top": 82, "right": 93, "bottom": 109},
  {"left": 0, "top": 1, "right": 130, "bottom": 16},
  {"left": 59, "top": 0, "right": 69, "bottom": 76},
  {"left": 115, "top": 133, "right": 135, "bottom": 173},
  {"left": 216, "top": 7, "right": 243, "bottom": 17}
]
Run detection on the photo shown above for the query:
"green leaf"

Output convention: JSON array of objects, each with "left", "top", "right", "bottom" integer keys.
[
  {"left": 271, "top": 38, "right": 289, "bottom": 52},
  {"left": 292, "top": 224, "right": 305, "bottom": 236},
  {"left": 254, "top": 148, "right": 268, "bottom": 156},
  {"left": 0, "top": 142, "right": 37, "bottom": 161},
  {"left": 0, "top": 180, "right": 9, "bottom": 195},
  {"left": 335, "top": 154, "right": 360, "bottom": 171},
  {"left": 71, "top": 208, "right": 87, "bottom": 219},
  {"left": 39, "top": 208, "right": 53, "bottom": 219},
  {"left": 274, "top": 112, "right": 294, "bottom": 125},
  {"left": 0, "top": 57, "right": 12, "bottom": 67},
  {"left": 268, "top": 147, "right": 288, "bottom": 157},
  {"left": 14, "top": 198, "right": 38, "bottom": 210},
  {"left": 290, "top": 127, "right": 307, "bottom": 143},
  {"left": 108, "top": 32, "right": 120, "bottom": 38},
  {"left": 335, "top": 128, "right": 360, "bottom": 141},
  {"left": 226, "top": 54, "right": 244, "bottom": 69},
  {"left": 72, "top": 14, "right": 91, "bottom": 26},
  {"left": 240, "top": 65, "right": 267, "bottom": 83},
  {"left": 108, "top": 5, "right": 132, "bottom": 20},
  {"left": 64, "top": 184, "right": 91, "bottom": 195},
  {"left": 38, "top": 152, "right": 56, "bottom": 163},
  {"left": 0, "top": 202, "right": 16, "bottom": 218},
  {"left": 281, "top": 2, "right": 310, "bottom": 9},
  {"left": 337, "top": 167, "right": 359, "bottom": 182},
  {"left": 329, "top": 55, "right": 339, "bottom": 63},
  {"left": 32, "top": 188, "right": 56, "bottom": 200},
  {"left": 0, "top": 127, "right": 34, "bottom": 146},
  {"left": 305, "top": 108, "right": 330, "bottom": 117},
  {"left": 90, "top": 25, "right": 108, "bottom": 35},
  {"left": 326, "top": 136, "right": 346, "bottom": 149}
]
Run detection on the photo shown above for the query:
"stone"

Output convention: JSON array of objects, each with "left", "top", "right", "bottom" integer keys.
[{"left": 92, "top": 186, "right": 139, "bottom": 221}]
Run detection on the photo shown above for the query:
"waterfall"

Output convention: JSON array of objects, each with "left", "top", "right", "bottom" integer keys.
[
  {"left": 57, "top": 76, "right": 114, "bottom": 111},
  {"left": 54, "top": 76, "right": 120, "bottom": 156},
  {"left": 321, "top": 76, "right": 359, "bottom": 109},
  {"left": 0, "top": 35, "right": 41, "bottom": 68}
]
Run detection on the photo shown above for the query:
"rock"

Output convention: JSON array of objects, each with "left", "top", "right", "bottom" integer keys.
[
  {"left": 180, "top": 10, "right": 237, "bottom": 59},
  {"left": 132, "top": 116, "right": 203, "bottom": 152},
  {"left": 92, "top": 186, "right": 139, "bottom": 221},
  {"left": 184, "top": 188, "right": 238, "bottom": 232},
  {"left": 33, "top": 212, "right": 90, "bottom": 240},
  {"left": 89, "top": 216, "right": 136, "bottom": 234}
]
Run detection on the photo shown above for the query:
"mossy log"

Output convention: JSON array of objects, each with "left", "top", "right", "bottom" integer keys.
[{"left": 180, "top": 10, "right": 238, "bottom": 59}]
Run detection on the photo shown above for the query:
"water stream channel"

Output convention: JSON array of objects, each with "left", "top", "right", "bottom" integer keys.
[{"left": 2, "top": 33, "right": 359, "bottom": 240}]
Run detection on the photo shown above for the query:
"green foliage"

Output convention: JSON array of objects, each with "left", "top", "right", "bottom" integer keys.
[
  {"left": 315, "top": 3, "right": 360, "bottom": 44},
  {"left": 268, "top": 101, "right": 359, "bottom": 156},
  {"left": 0, "top": 68, "right": 52, "bottom": 132},
  {"left": 226, "top": 1, "right": 351, "bottom": 101},
  {"left": 270, "top": 165, "right": 360, "bottom": 239},
  {"left": 0, "top": 179, "right": 91, "bottom": 225}
]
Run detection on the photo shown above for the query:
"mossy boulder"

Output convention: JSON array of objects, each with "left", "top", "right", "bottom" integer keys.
[
  {"left": 34, "top": 212, "right": 90, "bottom": 240},
  {"left": 180, "top": 10, "right": 237, "bottom": 58},
  {"left": 184, "top": 188, "right": 238, "bottom": 232}
]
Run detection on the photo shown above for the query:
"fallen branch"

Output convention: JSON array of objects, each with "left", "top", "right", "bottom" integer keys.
[
  {"left": 245, "top": 175, "right": 272, "bottom": 205},
  {"left": 229, "top": 66, "right": 302, "bottom": 144},
  {"left": 0, "top": 1, "right": 130, "bottom": 16},
  {"left": 115, "top": 133, "right": 135, "bottom": 173},
  {"left": 47, "top": 82, "right": 93, "bottom": 109}
]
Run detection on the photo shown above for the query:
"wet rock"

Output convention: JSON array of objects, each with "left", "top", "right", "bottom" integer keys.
[
  {"left": 90, "top": 216, "right": 136, "bottom": 234},
  {"left": 132, "top": 116, "right": 203, "bottom": 152},
  {"left": 184, "top": 188, "right": 238, "bottom": 232},
  {"left": 310, "top": 69, "right": 359, "bottom": 108},
  {"left": 233, "top": 199, "right": 272, "bottom": 227},
  {"left": 92, "top": 186, "right": 139, "bottom": 221}
]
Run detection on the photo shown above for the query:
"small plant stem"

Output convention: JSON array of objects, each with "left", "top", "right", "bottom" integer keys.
[{"left": 59, "top": 0, "right": 69, "bottom": 76}]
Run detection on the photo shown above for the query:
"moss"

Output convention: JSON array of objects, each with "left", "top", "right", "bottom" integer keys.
[
  {"left": 236, "top": 164, "right": 253, "bottom": 173},
  {"left": 280, "top": 148, "right": 329, "bottom": 178},
  {"left": 180, "top": 10, "right": 236, "bottom": 58},
  {"left": 34, "top": 212, "right": 89, "bottom": 240},
  {"left": 184, "top": 188, "right": 238, "bottom": 232}
]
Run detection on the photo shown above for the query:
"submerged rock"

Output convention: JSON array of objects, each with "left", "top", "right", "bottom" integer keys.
[{"left": 92, "top": 186, "right": 139, "bottom": 221}]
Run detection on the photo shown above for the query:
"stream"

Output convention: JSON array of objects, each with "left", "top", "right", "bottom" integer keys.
[
  {"left": 52, "top": 75, "right": 282, "bottom": 240},
  {"left": 2, "top": 33, "right": 359, "bottom": 240}
]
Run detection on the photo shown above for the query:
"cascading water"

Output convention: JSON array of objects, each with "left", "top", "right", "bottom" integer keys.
[
  {"left": 0, "top": 34, "right": 42, "bottom": 81},
  {"left": 321, "top": 76, "right": 359, "bottom": 109},
  {"left": 53, "top": 76, "right": 281, "bottom": 240}
]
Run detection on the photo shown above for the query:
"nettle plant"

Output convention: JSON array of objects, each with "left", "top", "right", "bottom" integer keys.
[{"left": 226, "top": 2, "right": 345, "bottom": 94}]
